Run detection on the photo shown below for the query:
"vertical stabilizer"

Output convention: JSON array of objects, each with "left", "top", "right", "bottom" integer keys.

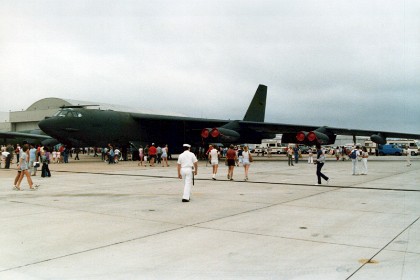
[{"left": 243, "top": 84, "right": 267, "bottom": 122}]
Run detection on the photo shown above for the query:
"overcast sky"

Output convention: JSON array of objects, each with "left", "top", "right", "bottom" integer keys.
[{"left": 1, "top": 0, "right": 419, "bottom": 133}]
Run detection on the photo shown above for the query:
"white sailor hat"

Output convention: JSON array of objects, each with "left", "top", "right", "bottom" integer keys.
[{"left": 183, "top": 144, "right": 191, "bottom": 148}]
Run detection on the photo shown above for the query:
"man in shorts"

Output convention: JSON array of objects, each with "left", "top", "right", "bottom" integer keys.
[{"left": 226, "top": 144, "right": 237, "bottom": 181}]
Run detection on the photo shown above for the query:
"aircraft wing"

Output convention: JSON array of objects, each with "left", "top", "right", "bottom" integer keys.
[
  {"left": 240, "top": 121, "right": 420, "bottom": 144},
  {"left": 129, "top": 112, "right": 420, "bottom": 145},
  {"left": 324, "top": 127, "right": 420, "bottom": 140},
  {"left": 0, "top": 130, "right": 58, "bottom": 145},
  {"left": 241, "top": 121, "right": 420, "bottom": 137},
  {"left": 241, "top": 121, "right": 319, "bottom": 134}
]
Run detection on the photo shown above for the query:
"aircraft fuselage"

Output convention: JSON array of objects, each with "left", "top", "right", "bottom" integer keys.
[{"left": 38, "top": 108, "right": 231, "bottom": 151}]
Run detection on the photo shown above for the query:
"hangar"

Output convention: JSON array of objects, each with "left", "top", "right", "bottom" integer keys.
[{"left": 1, "top": 98, "right": 94, "bottom": 132}]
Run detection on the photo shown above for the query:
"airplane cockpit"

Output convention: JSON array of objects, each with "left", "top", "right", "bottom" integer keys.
[{"left": 53, "top": 108, "right": 83, "bottom": 118}]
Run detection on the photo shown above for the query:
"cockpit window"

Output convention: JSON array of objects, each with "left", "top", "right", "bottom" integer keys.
[{"left": 53, "top": 108, "right": 82, "bottom": 118}]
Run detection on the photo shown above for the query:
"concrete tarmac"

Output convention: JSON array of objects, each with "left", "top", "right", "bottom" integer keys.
[{"left": 0, "top": 155, "right": 419, "bottom": 279}]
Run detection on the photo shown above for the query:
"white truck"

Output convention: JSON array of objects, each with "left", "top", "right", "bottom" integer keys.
[{"left": 253, "top": 140, "right": 287, "bottom": 154}]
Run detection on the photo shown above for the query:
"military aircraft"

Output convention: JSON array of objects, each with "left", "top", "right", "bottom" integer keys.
[{"left": 35, "top": 84, "right": 420, "bottom": 153}]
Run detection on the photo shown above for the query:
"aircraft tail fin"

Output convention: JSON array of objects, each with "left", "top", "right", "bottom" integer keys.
[{"left": 243, "top": 84, "right": 267, "bottom": 122}]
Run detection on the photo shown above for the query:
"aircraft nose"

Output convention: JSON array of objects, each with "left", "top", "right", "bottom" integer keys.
[{"left": 38, "top": 118, "right": 52, "bottom": 133}]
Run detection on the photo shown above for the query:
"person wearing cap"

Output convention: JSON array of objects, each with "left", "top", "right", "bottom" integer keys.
[{"left": 177, "top": 144, "right": 198, "bottom": 202}]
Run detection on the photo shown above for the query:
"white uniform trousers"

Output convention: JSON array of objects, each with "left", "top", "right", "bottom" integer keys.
[
  {"left": 352, "top": 159, "right": 358, "bottom": 175},
  {"left": 406, "top": 154, "right": 411, "bottom": 166},
  {"left": 361, "top": 158, "right": 368, "bottom": 174},
  {"left": 181, "top": 167, "right": 193, "bottom": 200},
  {"left": 308, "top": 155, "right": 313, "bottom": 164}
]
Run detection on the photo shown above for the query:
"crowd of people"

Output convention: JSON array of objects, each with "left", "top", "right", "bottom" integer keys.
[
  {"left": 2, "top": 140, "right": 413, "bottom": 201},
  {"left": 2, "top": 143, "right": 92, "bottom": 190},
  {"left": 286, "top": 144, "right": 370, "bottom": 183},
  {"left": 136, "top": 143, "right": 170, "bottom": 167},
  {"left": 4, "top": 143, "right": 54, "bottom": 191}
]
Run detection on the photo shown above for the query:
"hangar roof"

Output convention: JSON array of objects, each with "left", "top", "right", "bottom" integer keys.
[
  {"left": 26, "top": 98, "right": 94, "bottom": 111},
  {"left": 26, "top": 97, "right": 185, "bottom": 116}
]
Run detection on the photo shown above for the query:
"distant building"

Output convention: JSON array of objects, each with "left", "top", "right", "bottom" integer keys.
[
  {"left": 0, "top": 98, "right": 91, "bottom": 132},
  {"left": 0, "top": 111, "right": 10, "bottom": 131}
]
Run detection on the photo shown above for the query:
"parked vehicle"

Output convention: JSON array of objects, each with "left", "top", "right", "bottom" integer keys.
[
  {"left": 365, "top": 139, "right": 417, "bottom": 155},
  {"left": 387, "top": 139, "right": 419, "bottom": 156},
  {"left": 378, "top": 144, "right": 403, "bottom": 156},
  {"left": 254, "top": 140, "right": 287, "bottom": 154}
]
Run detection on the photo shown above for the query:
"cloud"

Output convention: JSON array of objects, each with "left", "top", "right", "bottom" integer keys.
[{"left": 0, "top": 0, "right": 419, "bottom": 133}]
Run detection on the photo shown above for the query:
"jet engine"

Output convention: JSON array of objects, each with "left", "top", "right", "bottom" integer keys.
[
  {"left": 201, "top": 127, "right": 240, "bottom": 142},
  {"left": 370, "top": 133, "right": 386, "bottom": 145},
  {"left": 283, "top": 127, "right": 336, "bottom": 145},
  {"left": 296, "top": 131, "right": 308, "bottom": 142},
  {"left": 306, "top": 130, "right": 330, "bottom": 144},
  {"left": 201, "top": 128, "right": 211, "bottom": 139}
]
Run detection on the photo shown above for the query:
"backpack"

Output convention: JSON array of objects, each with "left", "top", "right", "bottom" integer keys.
[{"left": 350, "top": 150, "right": 357, "bottom": 159}]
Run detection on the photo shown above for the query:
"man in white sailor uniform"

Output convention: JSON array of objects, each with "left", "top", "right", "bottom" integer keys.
[{"left": 177, "top": 144, "right": 198, "bottom": 202}]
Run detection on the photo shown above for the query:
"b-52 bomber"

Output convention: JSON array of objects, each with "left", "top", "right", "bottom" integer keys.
[{"left": 33, "top": 84, "right": 420, "bottom": 153}]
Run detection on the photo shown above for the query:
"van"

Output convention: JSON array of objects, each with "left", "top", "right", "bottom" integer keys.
[
  {"left": 378, "top": 144, "right": 403, "bottom": 156},
  {"left": 387, "top": 139, "right": 419, "bottom": 156}
]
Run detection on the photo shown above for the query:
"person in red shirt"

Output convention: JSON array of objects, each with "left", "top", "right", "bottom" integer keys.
[
  {"left": 148, "top": 143, "right": 157, "bottom": 167},
  {"left": 225, "top": 144, "right": 237, "bottom": 180}
]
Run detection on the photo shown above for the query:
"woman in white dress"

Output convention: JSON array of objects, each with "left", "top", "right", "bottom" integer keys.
[
  {"left": 138, "top": 146, "right": 144, "bottom": 166},
  {"left": 242, "top": 146, "right": 252, "bottom": 181},
  {"left": 360, "top": 146, "right": 369, "bottom": 175},
  {"left": 161, "top": 145, "right": 169, "bottom": 167}
]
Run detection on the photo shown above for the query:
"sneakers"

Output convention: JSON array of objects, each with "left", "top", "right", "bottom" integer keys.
[{"left": 30, "top": 184, "right": 40, "bottom": 190}]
